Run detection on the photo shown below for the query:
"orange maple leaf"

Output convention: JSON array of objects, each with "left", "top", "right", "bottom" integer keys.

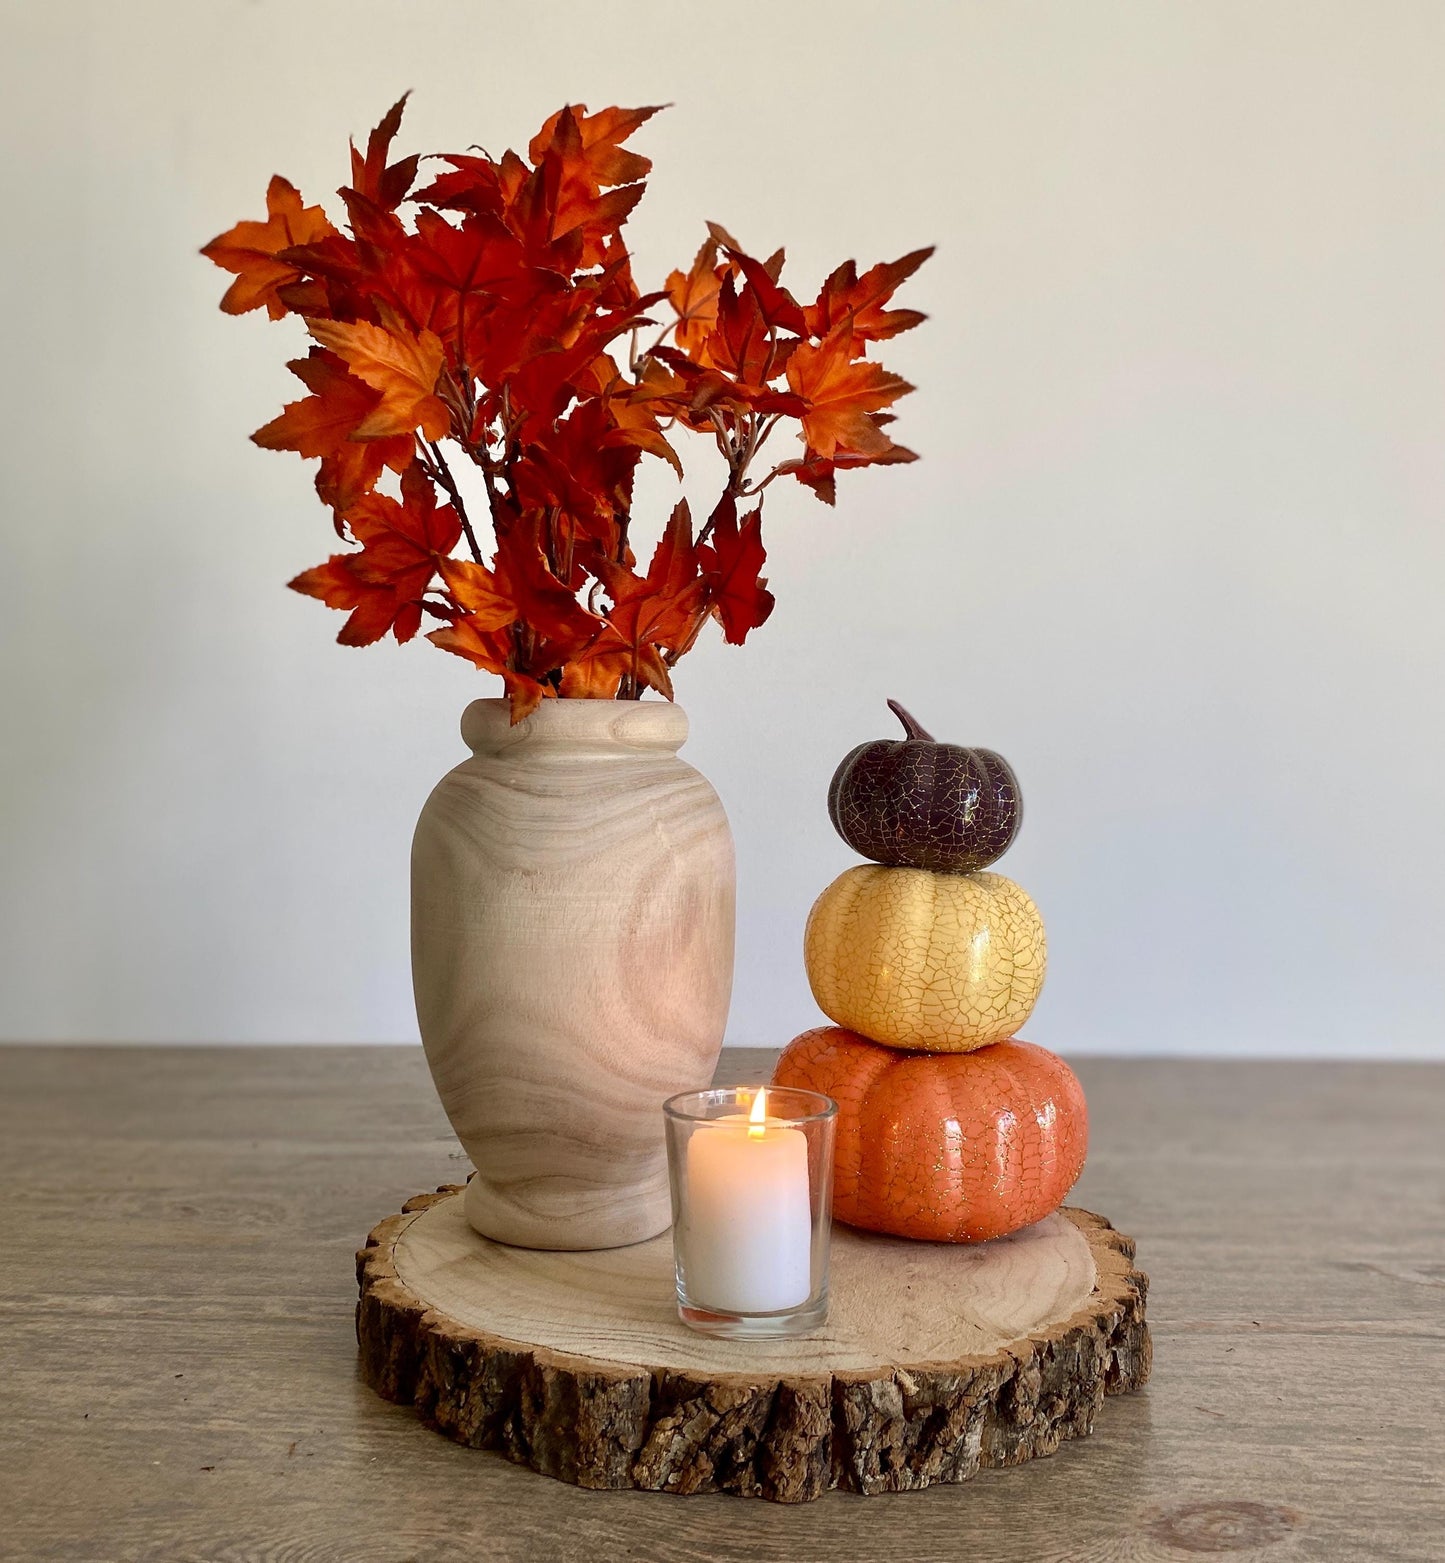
[
  {"left": 426, "top": 614, "right": 551, "bottom": 723},
  {"left": 806, "top": 247, "right": 934, "bottom": 342},
  {"left": 432, "top": 517, "right": 599, "bottom": 704},
  {"left": 252, "top": 349, "right": 413, "bottom": 520},
  {"left": 253, "top": 350, "right": 382, "bottom": 459},
  {"left": 430, "top": 522, "right": 597, "bottom": 723},
  {"left": 557, "top": 650, "right": 632, "bottom": 699},
  {"left": 202, "top": 176, "right": 336, "bottom": 320},
  {"left": 599, "top": 384, "right": 682, "bottom": 477},
  {"left": 286, "top": 556, "right": 397, "bottom": 647},
  {"left": 665, "top": 238, "right": 724, "bottom": 360},
  {"left": 785, "top": 325, "right": 913, "bottom": 458},
  {"left": 426, "top": 615, "right": 510, "bottom": 674},
  {"left": 529, "top": 104, "right": 662, "bottom": 189},
  {"left": 305, "top": 317, "right": 450, "bottom": 442},
  {"left": 438, "top": 558, "right": 518, "bottom": 631}
]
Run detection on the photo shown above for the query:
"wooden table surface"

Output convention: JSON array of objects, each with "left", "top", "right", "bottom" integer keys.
[{"left": 2, "top": 1047, "right": 1441, "bottom": 1563}]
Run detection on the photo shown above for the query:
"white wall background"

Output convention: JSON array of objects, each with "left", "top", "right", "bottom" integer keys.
[{"left": 3, "top": 0, "right": 1443, "bottom": 1056}]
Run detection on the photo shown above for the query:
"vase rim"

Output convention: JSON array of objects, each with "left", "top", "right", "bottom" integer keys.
[{"left": 460, "top": 696, "right": 690, "bottom": 756}]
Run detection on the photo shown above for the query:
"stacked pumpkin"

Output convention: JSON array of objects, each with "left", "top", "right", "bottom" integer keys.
[{"left": 772, "top": 701, "right": 1087, "bottom": 1243}]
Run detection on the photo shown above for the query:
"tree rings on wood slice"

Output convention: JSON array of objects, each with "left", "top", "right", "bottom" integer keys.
[{"left": 356, "top": 1186, "right": 1151, "bottom": 1503}]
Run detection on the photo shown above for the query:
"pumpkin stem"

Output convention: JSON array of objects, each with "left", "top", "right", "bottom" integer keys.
[{"left": 887, "top": 700, "right": 935, "bottom": 742}]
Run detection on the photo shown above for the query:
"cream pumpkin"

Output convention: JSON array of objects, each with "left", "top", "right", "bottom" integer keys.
[{"left": 803, "top": 865, "right": 1045, "bottom": 1052}]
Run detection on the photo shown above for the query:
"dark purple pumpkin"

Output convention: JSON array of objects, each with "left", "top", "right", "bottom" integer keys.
[{"left": 827, "top": 700, "right": 1021, "bottom": 872}]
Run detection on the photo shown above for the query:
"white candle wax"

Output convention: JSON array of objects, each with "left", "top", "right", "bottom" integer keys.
[{"left": 682, "top": 1110, "right": 812, "bottom": 1314}]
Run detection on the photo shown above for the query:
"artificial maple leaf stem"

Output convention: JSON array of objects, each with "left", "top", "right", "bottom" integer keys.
[
  {"left": 742, "top": 464, "right": 785, "bottom": 497},
  {"left": 423, "top": 439, "right": 483, "bottom": 563},
  {"left": 500, "top": 386, "right": 523, "bottom": 452},
  {"left": 435, "top": 362, "right": 473, "bottom": 435},
  {"left": 495, "top": 385, "right": 527, "bottom": 517},
  {"left": 545, "top": 504, "right": 564, "bottom": 580},
  {"left": 738, "top": 411, "right": 762, "bottom": 475},
  {"left": 695, "top": 505, "right": 726, "bottom": 549},
  {"left": 738, "top": 414, "right": 784, "bottom": 494},
  {"left": 634, "top": 319, "right": 676, "bottom": 376},
  {"left": 663, "top": 607, "right": 710, "bottom": 668},
  {"left": 502, "top": 447, "right": 523, "bottom": 520},
  {"left": 695, "top": 423, "right": 759, "bottom": 553},
  {"left": 706, "top": 408, "right": 737, "bottom": 475},
  {"left": 472, "top": 445, "right": 508, "bottom": 530}
]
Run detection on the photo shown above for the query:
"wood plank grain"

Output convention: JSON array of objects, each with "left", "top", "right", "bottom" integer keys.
[{"left": 1, "top": 1045, "right": 1442, "bottom": 1561}]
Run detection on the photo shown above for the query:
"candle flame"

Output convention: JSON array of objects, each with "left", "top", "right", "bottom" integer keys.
[{"left": 748, "top": 1086, "right": 768, "bottom": 1140}]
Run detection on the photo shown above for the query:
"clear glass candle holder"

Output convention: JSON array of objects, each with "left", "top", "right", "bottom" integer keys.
[{"left": 663, "top": 1085, "right": 836, "bottom": 1339}]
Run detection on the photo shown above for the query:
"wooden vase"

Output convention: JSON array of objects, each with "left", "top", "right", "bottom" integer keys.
[{"left": 411, "top": 698, "right": 735, "bottom": 1251}]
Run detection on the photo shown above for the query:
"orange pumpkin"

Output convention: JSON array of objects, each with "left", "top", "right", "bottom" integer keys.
[{"left": 772, "top": 1027, "right": 1087, "bottom": 1243}]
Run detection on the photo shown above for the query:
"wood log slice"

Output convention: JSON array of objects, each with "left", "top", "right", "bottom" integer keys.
[{"left": 357, "top": 1186, "right": 1150, "bottom": 1503}]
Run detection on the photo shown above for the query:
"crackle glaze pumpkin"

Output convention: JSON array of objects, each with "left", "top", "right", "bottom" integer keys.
[
  {"left": 772, "top": 1027, "right": 1087, "bottom": 1242},
  {"left": 828, "top": 700, "right": 1021, "bottom": 873},
  {"left": 804, "top": 865, "right": 1045, "bottom": 1052}
]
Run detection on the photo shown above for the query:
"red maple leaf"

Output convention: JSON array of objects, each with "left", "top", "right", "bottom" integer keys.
[
  {"left": 289, "top": 465, "right": 460, "bottom": 644},
  {"left": 778, "top": 440, "right": 918, "bottom": 505},
  {"left": 510, "top": 391, "right": 678, "bottom": 565},
  {"left": 698, "top": 498, "right": 774, "bottom": 645},
  {"left": 502, "top": 283, "right": 656, "bottom": 436},
  {"left": 491, "top": 519, "right": 601, "bottom": 655},
  {"left": 401, "top": 209, "right": 538, "bottom": 353},
  {"left": 707, "top": 226, "right": 808, "bottom": 336},
  {"left": 413, "top": 154, "right": 508, "bottom": 218},
  {"left": 346, "top": 94, "right": 420, "bottom": 214},
  {"left": 496, "top": 105, "right": 657, "bottom": 275},
  {"left": 430, "top": 517, "right": 603, "bottom": 721},
  {"left": 568, "top": 500, "right": 707, "bottom": 697}
]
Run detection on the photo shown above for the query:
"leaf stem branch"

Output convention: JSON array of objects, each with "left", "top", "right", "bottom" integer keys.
[{"left": 422, "top": 440, "right": 484, "bottom": 563}]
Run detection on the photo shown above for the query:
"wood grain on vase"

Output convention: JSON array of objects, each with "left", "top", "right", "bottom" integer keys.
[{"left": 411, "top": 699, "right": 735, "bottom": 1250}]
